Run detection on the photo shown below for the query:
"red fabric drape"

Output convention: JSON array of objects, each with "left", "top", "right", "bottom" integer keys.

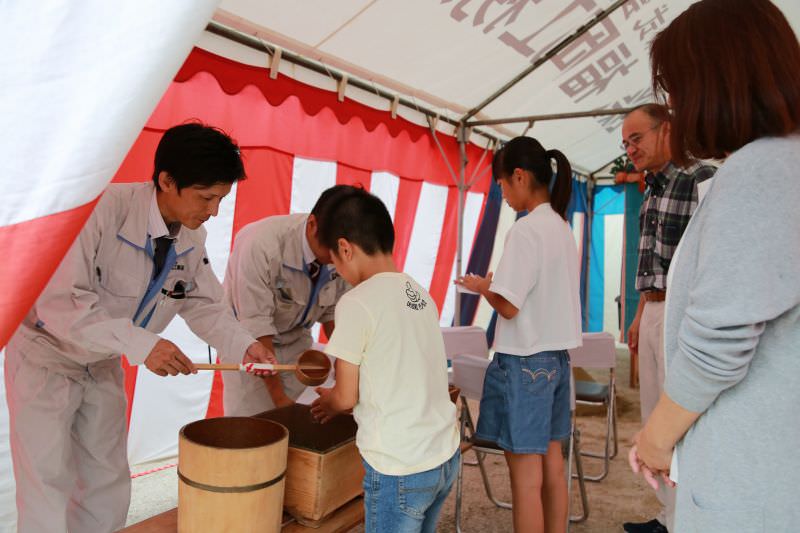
[
  {"left": 429, "top": 187, "right": 461, "bottom": 311},
  {"left": 232, "top": 148, "right": 294, "bottom": 236},
  {"left": 118, "top": 50, "right": 491, "bottom": 195},
  {"left": 393, "top": 180, "right": 424, "bottom": 270},
  {"left": 0, "top": 200, "right": 99, "bottom": 349}
]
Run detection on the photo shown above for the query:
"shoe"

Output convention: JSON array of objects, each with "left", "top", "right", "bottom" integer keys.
[{"left": 622, "top": 518, "right": 668, "bottom": 533}]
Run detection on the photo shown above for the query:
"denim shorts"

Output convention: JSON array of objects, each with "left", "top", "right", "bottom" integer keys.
[
  {"left": 361, "top": 450, "right": 460, "bottom": 533},
  {"left": 475, "top": 350, "right": 571, "bottom": 454}
]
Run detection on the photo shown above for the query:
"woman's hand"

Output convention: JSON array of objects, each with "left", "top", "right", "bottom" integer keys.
[
  {"left": 629, "top": 429, "right": 676, "bottom": 490},
  {"left": 636, "top": 426, "right": 673, "bottom": 472},
  {"left": 628, "top": 393, "right": 701, "bottom": 490}
]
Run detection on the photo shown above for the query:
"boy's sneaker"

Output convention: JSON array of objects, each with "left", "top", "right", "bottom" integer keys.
[{"left": 622, "top": 519, "right": 668, "bottom": 533}]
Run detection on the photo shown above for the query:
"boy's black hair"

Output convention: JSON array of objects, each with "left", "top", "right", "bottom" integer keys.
[
  {"left": 152, "top": 122, "right": 245, "bottom": 191},
  {"left": 310, "top": 184, "right": 362, "bottom": 222},
  {"left": 318, "top": 188, "right": 394, "bottom": 255}
]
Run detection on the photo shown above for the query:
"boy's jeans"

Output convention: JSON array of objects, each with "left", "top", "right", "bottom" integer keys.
[{"left": 362, "top": 450, "right": 460, "bottom": 533}]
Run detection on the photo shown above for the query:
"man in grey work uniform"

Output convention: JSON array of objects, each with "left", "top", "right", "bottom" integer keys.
[
  {"left": 4, "top": 123, "right": 275, "bottom": 533},
  {"left": 222, "top": 185, "right": 355, "bottom": 415},
  {"left": 621, "top": 105, "right": 715, "bottom": 533}
]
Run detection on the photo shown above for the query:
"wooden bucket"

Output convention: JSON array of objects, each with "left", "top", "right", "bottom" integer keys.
[{"left": 178, "top": 417, "right": 288, "bottom": 533}]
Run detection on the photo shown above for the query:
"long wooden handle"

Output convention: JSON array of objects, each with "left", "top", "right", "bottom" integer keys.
[
  {"left": 195, "top": 363, "right": 240, "bottom": 371},
  {"left": 194, "top": 363, "right": 327, "bottom": 371},
  {"left": 273, "top": 364, "right": 315, "bottom": 371}
]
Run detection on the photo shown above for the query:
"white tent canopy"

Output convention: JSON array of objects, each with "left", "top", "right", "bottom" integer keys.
[{"left": 209, "top": 0, "right": 800, "bottom": 174}]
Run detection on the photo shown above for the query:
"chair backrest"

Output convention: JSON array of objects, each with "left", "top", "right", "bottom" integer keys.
[
  {"left": 451, "top": 354, "right": 491, "bottom": 401},
  {"left": 568, "top": 332, "right": 616, "bottom": 369},
  {"left": 441, "top": 326, "right": 489, "bottom": 362}
]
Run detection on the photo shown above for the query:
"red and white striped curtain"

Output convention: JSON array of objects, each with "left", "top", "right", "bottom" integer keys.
[{"left": 114, "top": 48, "right": 493, "bottom": 464}]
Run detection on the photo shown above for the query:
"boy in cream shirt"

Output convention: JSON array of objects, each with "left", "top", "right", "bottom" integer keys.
[{"left": 310, "top": 188, "right": 459, "bottom": 533}]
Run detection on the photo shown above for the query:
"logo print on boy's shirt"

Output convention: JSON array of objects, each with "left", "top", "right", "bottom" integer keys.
[{"left": 405, "top": 281, "right": 427, "bottom": 311}]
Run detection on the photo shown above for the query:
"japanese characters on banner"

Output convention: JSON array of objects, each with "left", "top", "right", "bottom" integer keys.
[
  {"left": 440, "top": 0, "right": 692, "bottom": 171},
  {"left": 569, "top": 1, "right": 672, "bottom": 133}
]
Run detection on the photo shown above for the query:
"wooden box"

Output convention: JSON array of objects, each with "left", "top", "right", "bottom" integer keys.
[{"left": 256, "top": 404, "right": 364, "bottom": 527}]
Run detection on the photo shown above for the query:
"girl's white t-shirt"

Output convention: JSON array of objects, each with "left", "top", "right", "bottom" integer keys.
[{"left": 490, "top": 203, "right": 582, "bottom": 356}]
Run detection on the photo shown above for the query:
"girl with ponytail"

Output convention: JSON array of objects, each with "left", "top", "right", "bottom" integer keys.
[{"left": 456, "top": 136, "right": 582, "bottom": 533}]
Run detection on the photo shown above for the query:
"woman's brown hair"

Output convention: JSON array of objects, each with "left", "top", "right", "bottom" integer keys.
[{"left": 651, "top": 0, "right": 800, "bottom": 166}]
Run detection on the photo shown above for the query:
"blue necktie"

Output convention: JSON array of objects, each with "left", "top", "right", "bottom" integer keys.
[
  {"left": 153, "top": 236, "right": 172, "bottom": 279},
  {"left": 308, "top": 260, "right": 321, "bottom": 283}
]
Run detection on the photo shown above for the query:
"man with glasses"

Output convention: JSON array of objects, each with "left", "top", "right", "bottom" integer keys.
[{"left": 621, "top": 104, "right": 715, "bottom": 533}]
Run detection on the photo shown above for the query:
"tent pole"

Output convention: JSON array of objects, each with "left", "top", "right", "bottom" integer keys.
[
  {"left": 466, "top": 107, "right": 636, "bottom": 127},
  {"left": 426, "top": 117, "right": 461, "bottom": 187},
  {"left": 455, "top": 125, "right": 469, "bottom": 326},
  {"left": 583, "top": 174, "right": 596, "bottom": 330},
  {"left": 460, "top": 0, "right": 629, "bottom": 123},
  {"left": 466, "top": 141, "right": 492, "bottom": 188}
]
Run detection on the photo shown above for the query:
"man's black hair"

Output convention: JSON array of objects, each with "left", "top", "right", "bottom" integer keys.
[
  {"left": 152, "top": 122, "right": 245, "bottom": 191},
  {"left": 318, "top": 188, "right": 394, "bottom": 255}
]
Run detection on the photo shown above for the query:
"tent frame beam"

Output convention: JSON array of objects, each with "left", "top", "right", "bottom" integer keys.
[
  {"left": 206, "top": 21, "right": 501, "bottom": 146},
  {"left": 460, "top": 0, "right": 629, "bottom": 123},
  {"left": 465, "top": 106, "right": 636, "bottom": 127},
  {"left": 590, "top": 153, "right": 628, "bottom": 177}
]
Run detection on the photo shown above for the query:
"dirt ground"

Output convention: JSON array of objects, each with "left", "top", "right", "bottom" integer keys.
[{"left": 354, "top": 346, "right": 660, "bottom": 533}]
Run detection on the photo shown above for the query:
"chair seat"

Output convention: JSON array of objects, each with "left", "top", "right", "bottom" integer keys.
[
  {"left": 575, "top": 380, "right": 609, "bottom": 403},
  {"left": 469, "top": 436, "right": 505, "bottom": 452}
]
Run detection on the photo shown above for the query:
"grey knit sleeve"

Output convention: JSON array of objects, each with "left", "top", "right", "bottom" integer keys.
[{"left": 665, "top": 138, "right": 800, "bottom": 413}]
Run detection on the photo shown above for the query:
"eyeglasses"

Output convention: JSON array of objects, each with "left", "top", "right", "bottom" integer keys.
[{"left": 620, "top": 123, "right": 662, "bottom": 151}]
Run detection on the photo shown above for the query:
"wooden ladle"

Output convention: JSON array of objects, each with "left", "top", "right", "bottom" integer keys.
[{"left": 195, "top": 349, "right": 332, "bottom": 386}]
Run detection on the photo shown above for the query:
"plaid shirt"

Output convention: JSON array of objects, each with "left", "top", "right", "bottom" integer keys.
[{"left": 636, "top": 161, "right": 716, "bottom": 291}]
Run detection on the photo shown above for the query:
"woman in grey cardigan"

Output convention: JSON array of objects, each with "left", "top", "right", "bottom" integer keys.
[{"left": 629, "top": 1, "right": 800, "bottom": 531}]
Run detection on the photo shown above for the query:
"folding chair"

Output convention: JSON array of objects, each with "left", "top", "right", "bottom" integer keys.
[
  {"left": 441, "top": 326, "right": 489, "bottom": 465},
  {"left": 452, "top": 354, "right": 509, "bottom": 533},
  {"left": 452, "top": 354, "right": 588, "bottom": 531},
  {"left": 567, "top": 372, "right": 589, "bottom": 524},
  {"left": 441, "top": 326, "right": 490, "bottom": 377},
  {"left": 569, "top": 332, "right": 618, "bottom": 482}
]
